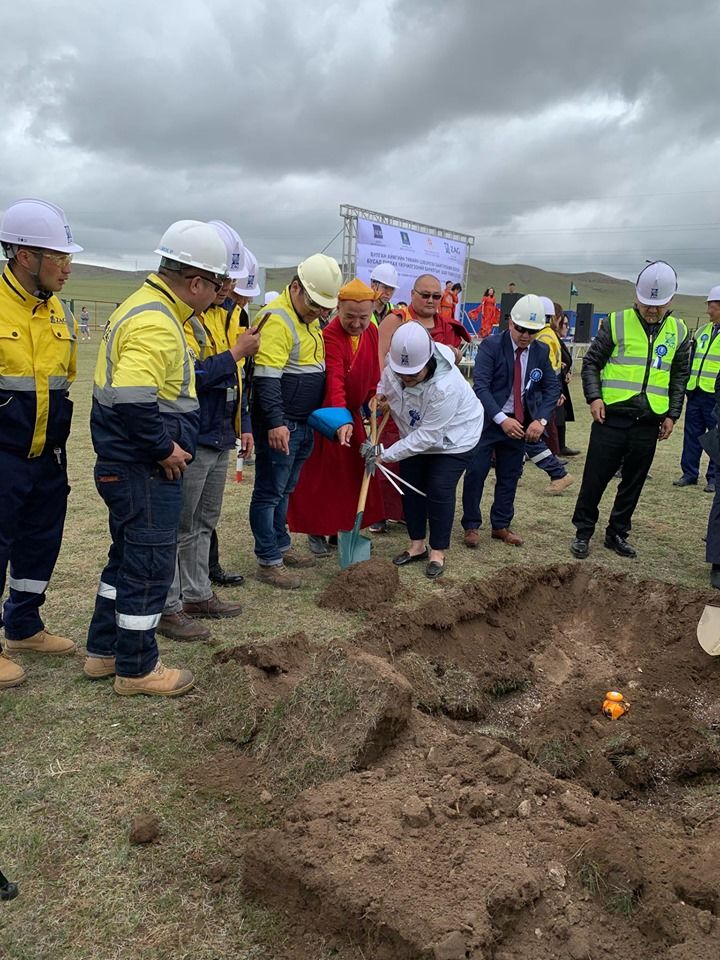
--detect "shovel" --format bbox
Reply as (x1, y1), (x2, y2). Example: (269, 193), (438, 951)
(338, 404), (390, 570)
(697, 605), (720, 656)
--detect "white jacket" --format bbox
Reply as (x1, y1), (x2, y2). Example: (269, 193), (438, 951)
(379, 342), (484, 462)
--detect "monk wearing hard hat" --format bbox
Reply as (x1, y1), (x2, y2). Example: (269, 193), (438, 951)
(288, 278), (383, 555)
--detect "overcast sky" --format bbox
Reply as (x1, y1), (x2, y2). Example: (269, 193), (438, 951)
(2, 0), (719, 291)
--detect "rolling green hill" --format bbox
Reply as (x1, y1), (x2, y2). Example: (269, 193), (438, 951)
(57, 260), (710, 328)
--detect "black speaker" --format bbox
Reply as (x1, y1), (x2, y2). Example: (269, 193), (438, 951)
(499, 292), (522, 330)
(574, 302), (594, 343)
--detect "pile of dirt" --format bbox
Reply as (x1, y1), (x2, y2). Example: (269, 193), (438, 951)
(191, 564), (720, 959)
(317, 556), (400, 611)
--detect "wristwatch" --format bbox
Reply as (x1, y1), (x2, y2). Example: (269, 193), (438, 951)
(539, 418), (548, 427)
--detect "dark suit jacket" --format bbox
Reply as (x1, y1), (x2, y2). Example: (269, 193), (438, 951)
(473, 329), (561, 426)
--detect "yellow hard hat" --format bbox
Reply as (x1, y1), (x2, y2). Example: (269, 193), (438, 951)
(297, 253), (343, 309)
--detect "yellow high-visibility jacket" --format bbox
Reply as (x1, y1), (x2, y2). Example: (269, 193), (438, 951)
(91, 273), (199, 463)
(0, 264), (77, 458)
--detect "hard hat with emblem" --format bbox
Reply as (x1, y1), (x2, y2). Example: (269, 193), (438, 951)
(510, 294), (546, 331)
(635, 260), (677, 306)
(370, 263), (399, 289)
(297, 253), (343, 309)
(234, 247), (260, 298)
(0, 198), (83, 254)
(155, 220), (228, 277)
(388, 321), (434, 374)
(207, 220), (246, 279)
(707, 285), (720, 303)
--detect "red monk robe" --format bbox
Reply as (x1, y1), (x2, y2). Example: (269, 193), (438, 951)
(287, 317), (384, 535)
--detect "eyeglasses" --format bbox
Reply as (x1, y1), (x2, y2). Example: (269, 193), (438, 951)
(186, 274), (224, 293)
(413, 290), (442, 301)
(511, 321), (539, 335)
(301, 285), (324, 312)
(28, 248), (73, 267)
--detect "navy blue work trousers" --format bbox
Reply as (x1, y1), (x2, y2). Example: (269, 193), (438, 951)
(249, 420), (314, 565)
(680, 389), (716, 484)
(399, 444), (478, 550)
(0, 447), (69, 642)
(86, 461), (181, 678)
(461, 423), (525, 531)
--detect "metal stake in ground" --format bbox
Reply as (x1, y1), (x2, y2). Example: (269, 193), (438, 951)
(0, 868), (19, 901)
(338, 404), (390, 570)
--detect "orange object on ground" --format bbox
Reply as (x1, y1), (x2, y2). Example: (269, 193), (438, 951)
(602, 691), (630, 720)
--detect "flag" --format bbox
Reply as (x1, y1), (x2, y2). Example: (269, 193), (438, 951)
(570, 282), (578, 297)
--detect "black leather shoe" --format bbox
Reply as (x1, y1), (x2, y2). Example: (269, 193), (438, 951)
(425, 561), (445, 580)
(392, 549), (428, 566)
(570, 538), (589, 559)
(604, 533), (637, 558)
(705, 482), (716, 494)
(209, 567), (245, 587)
(673, 476), (697, 487)
(711, 565), (720, 589)
(560, 447), (580, 457)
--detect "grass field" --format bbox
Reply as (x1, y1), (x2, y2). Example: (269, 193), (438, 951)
(0, 338), (714, 959)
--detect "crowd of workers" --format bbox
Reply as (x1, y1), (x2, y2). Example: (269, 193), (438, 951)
(1, 197), (719, 699)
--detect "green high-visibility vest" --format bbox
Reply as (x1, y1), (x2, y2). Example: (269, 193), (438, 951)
(687, 321), (720, 393)
(371, 301), (394, 328)
(600, 308), (688, 414)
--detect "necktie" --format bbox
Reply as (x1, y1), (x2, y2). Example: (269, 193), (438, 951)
(513, 347), (526, 422)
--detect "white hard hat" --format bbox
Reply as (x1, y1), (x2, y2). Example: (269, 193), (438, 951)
(264, 290), (280, 305)
(388, 321), (434, 375)
(207, 220), (246, 279)
(155, 220), (228, 276)
(0, 198), (83, 253)
(233, 248), (260, 298)
(635, 260), (677, 306)
(297, 253), (343, 309)
(539, 296), (555, 317)
(510, 294), (546, 331)
(370, 262), (398, 288)
(707, 285), (720, 303)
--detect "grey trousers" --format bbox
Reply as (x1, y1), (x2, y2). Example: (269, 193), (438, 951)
(165, 445), (230, 612)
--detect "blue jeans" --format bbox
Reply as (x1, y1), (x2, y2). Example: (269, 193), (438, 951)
(249, 421), (314, 565)
(0, 447), (69, 641)
(86, 461), (182, 678)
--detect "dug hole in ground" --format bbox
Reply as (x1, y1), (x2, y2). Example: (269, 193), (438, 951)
(187, 561), (720, 960)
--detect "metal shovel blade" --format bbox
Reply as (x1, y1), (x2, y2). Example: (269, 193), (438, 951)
(697, 604), (720, 656)
(337, 514), (372, 570)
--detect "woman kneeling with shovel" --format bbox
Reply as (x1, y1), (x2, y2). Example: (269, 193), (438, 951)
(370, 322), (484, 579)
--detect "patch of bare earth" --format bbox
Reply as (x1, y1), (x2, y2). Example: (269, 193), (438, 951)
(187, 564), (720, 959)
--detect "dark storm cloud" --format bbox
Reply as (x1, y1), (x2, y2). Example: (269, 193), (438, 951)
(2, 0), (720, 289)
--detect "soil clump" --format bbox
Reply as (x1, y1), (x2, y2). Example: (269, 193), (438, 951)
(317, 556), (399, 611)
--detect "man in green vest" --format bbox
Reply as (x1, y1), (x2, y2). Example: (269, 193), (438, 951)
(570, 261), (691, 559)
(673, 285), (720, 493)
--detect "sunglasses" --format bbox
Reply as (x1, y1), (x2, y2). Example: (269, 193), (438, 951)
(511, 321), (539, 335)
(413, 290), (442, 301)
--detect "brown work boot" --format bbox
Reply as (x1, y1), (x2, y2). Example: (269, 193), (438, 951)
(255, 563), (302, 590)
(546, 474), (574, 496)
(281, 548), (316, 569)
(183, 592), (243, 619)
(5, 629), (76, 655)
(114, 659), (194, 698)
(156, 611), (211, 642)
(491, 528), (524, 547)
(463, 529), (481, 548)
(83, 656), (116, 679)
(0, 651), (26, 689)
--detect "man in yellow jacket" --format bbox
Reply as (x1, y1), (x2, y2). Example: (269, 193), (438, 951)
(85, 220), (228, 697)
(0, 198), (82, 690)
